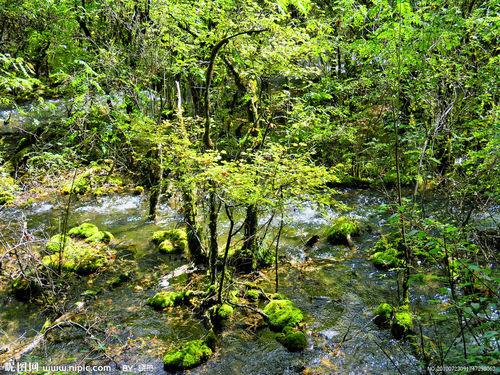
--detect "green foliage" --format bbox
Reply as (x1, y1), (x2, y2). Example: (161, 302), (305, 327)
(163, 340), (212, 371)
(369, 234), (402, 270)
(263, 299), (304, 331)
(0, 170), (18, 205)
(42, 224), (113, 274)
(46, 234), (71, 253)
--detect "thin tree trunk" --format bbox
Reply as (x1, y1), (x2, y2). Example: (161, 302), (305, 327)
(218, 204), (235, 303)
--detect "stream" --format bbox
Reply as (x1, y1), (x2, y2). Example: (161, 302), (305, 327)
(0, 188), (431, 374)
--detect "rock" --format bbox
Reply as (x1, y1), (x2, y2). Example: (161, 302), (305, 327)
(263, 299), (304, 331)
(163, 340), (212, 371)
(305, 235), (320, 247)
(152, 228), (188, 254)
(146, 291), (191, 309)
(369, 234), (402, 270)
(276, 327), (307, 351)
(245, 289), (260, 301)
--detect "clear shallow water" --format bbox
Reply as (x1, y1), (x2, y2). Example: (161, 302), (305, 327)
(0, 190), (423, 374)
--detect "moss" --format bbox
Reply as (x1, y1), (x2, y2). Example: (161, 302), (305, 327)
(46, 234), (71, 253)
(133, 186), (144, 195)
(391, 305), (413, 339)
(158, 240), (175, 254)
(246, 289), (260, 301)
(163, 340), (212, 371)
(0, 171), (17, 205)
(152, 228), (188, 254)
(146, 291), (189, 309)
(68, 223), (113, 244)
(276, 327), (307, 352)
(216, 303), (234, 320)
(369, 248), (400, 270)
(369, 234), (402, 270)
(326, 216), (361, 245)
(374, 302), (393, 327)
(42, 242), (108, 275)
(263, 299), (304, 331)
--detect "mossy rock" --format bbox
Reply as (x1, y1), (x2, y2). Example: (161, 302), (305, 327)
(326, 216), (361, 245)
(391, 305), (413, 339)
(215, 303), (234, 320)
(369, 248), (400, 270)
(46, 234), (71, 253)
(68, 223), (114, 244)
(146, 291), (190, 309)
(42, 241), (108, 275)
(158, 240), (175, 254)
(263, 299), (304, 331)
(246, 289), (260, 301)
(276, 327), (307, 352)
(374, 302), (393, 327)
(163, 340), (212, 371)
(152, 228), (188, 254)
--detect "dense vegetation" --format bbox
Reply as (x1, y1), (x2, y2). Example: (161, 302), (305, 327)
(0, 0), (498, 373)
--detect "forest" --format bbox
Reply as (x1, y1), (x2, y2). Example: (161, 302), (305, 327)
(0, 0), (498, 373)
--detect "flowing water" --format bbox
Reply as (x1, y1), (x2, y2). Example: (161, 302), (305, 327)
(0, 189), (430, 374)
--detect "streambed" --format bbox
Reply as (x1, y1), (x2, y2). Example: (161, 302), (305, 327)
(0, 190), (427, 374)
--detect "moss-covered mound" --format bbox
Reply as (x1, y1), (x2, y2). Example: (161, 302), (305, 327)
(263, 299), (304, 331)
(216, 303), (233, 320)
(42, 223), (112, 274)
(46, 234), (71, 253)
(369, 234), (401, 270)
(146, 291), (192, 309)
(245, 289), (260, 301)
(163, 340), (212, 371)
(42, 241), (108, 274)
(374, 302), (393, 327)
(68, 223), (114, 244)
(152, 228), (188, 254)
(326, 216), (361, 245)
(276, 327), (308, 352)
(391, 305), (413, 339)
(210, 303), (234, 326)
